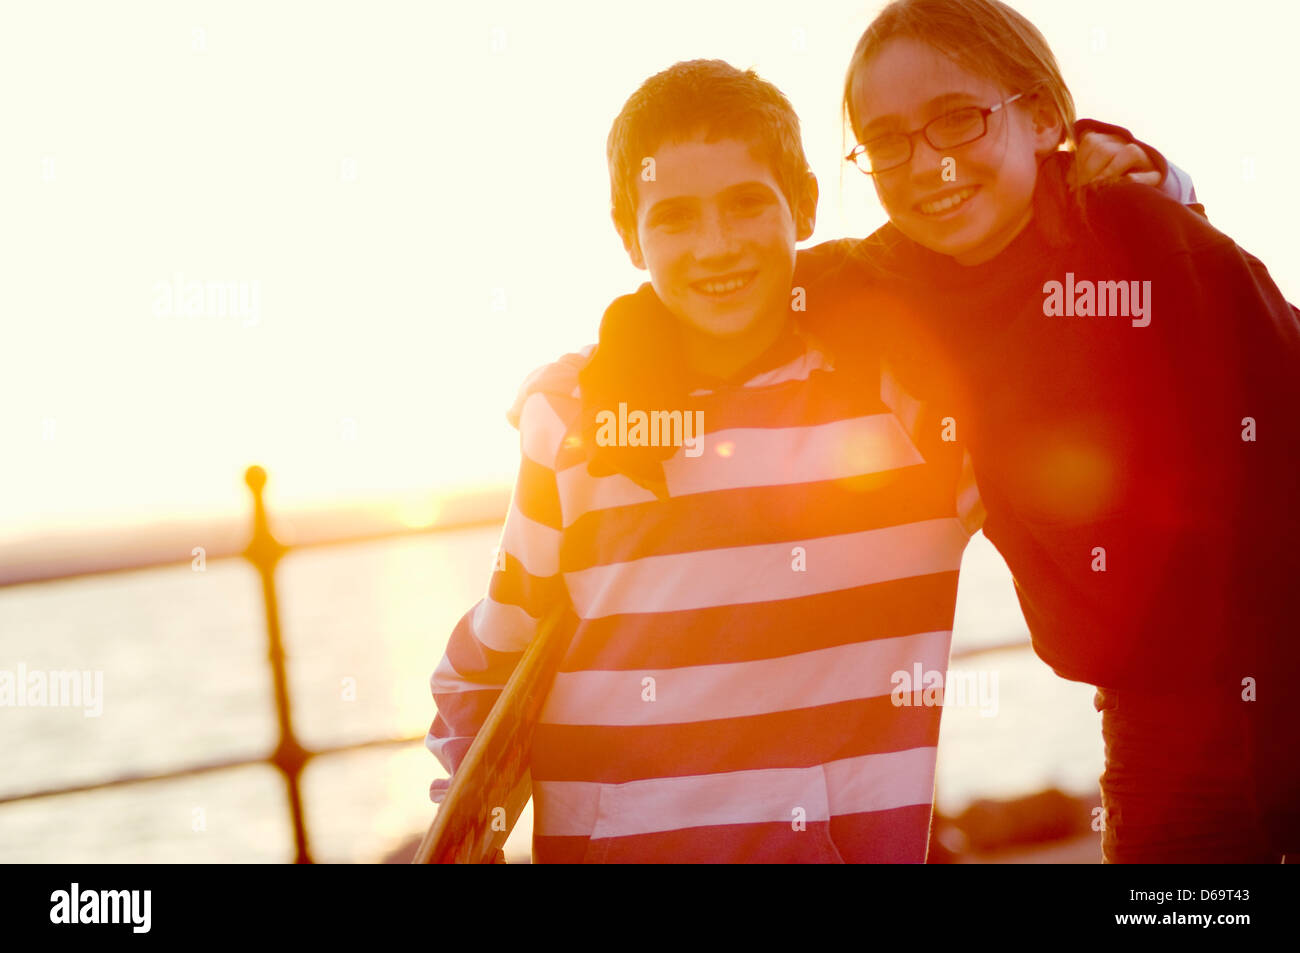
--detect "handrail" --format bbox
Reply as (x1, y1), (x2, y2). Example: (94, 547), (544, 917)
(0, 485), (511, 590)
(0, 467), (511, 863)
(0, 735), (425, 806)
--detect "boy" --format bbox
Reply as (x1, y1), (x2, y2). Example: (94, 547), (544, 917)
(426, 59), (974, 863)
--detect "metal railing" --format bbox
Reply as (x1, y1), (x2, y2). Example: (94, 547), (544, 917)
(0, 466), (508, 863)
(0, 467), (1031, 863)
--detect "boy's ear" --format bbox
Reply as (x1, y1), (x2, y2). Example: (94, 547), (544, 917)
(795, 171), (819, 243)
(615, 211), (647, 270)
(1026, 90), (1065, 157)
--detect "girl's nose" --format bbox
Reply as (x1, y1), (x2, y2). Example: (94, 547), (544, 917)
(908, 136), (948, 180)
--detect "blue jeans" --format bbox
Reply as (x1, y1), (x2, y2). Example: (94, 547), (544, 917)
(1093, 686), (1285, 863)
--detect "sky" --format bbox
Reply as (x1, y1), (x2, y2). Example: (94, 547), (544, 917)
(4, 0), (1298, 544)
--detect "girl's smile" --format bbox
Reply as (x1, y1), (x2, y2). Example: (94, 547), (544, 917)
(915, 184), (980, 217)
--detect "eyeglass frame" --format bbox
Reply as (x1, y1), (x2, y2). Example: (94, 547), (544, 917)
(845, 92), (1026, 175)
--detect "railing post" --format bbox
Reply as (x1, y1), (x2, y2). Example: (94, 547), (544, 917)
(243, 465), (313, 864)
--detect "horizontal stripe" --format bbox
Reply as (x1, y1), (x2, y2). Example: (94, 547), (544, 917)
(442, 603), (526, 685)
(556, 414), (924, 519)
(513, 456), (563, 529)
(829, 804), (933, 863)
(518, 391), (570, 468)
(429, 652), (483, 696)
(562, 571), (960, 669)
(539, 820), (846, 863)
(540, 629), (950, 726)
(424, 729), (470, 780)
(531, 694), (941, 782)
(532, 803), (933, 863)
(564, 518), (969, 619)
(532, 747), (937, 838)
(468, 597), (539, 654)
(425, 690), (499, 776)
(554, 464), (658, 518)
(487, 554), (563, 618)
(825, 745), (938, 816)
(559, 465), (962, 571)
(500, 505), (561, 578)
(570, 387), (882, 458)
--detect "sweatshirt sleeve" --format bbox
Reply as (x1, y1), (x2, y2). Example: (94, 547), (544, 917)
(1082, 179), (1300, 549)
(1076, 180), (1300, 675)
(425, 376), (573, 804)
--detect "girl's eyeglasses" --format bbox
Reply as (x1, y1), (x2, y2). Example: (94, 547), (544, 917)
(846, 92), (1025, 176)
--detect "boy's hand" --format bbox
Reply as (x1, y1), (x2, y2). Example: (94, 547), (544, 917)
(1073, 131), (1162, 187)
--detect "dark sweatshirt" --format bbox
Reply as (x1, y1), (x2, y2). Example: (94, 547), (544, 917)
(795, 151), (1300, 697)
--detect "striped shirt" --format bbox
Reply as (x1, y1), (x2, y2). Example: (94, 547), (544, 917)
(427, 328), (977, 862)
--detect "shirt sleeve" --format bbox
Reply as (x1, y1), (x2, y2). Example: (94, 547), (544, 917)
(425, 388), (568, 804)
(1074, 117), (1206, 218)
(1160, 161), (1199, 210)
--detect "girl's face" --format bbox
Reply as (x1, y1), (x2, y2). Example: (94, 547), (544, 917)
(851, 37), (1061, 265)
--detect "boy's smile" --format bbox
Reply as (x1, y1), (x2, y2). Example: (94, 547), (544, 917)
(625, 136), (815, 377)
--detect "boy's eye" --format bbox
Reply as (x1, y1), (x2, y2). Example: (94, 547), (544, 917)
(651, 208), (693, 229)
(730, 194), (770, 215)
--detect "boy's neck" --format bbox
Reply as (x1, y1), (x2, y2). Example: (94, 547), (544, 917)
(680, 307), (793, 383)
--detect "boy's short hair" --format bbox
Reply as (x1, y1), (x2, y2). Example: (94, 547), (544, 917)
(606, 59), (812, 247)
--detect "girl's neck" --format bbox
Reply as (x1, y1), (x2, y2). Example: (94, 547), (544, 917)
(949, 152), (1078, 267)
(952, 206), (1036, 266)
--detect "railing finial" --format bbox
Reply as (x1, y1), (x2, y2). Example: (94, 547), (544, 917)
(245, 464), (267, 492)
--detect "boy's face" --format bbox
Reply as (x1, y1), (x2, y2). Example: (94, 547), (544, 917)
(625, 135), (812, 342)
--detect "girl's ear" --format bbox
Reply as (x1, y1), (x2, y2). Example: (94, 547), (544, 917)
(795, 171), (819, 242)
(1026, 90), (1065, 157)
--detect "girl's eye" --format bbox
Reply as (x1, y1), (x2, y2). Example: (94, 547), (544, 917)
(932, 108), (983, 139)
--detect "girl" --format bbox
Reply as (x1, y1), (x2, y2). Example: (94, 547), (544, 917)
(585, 2), (1298, 862)
(821, 0), (1300, 862)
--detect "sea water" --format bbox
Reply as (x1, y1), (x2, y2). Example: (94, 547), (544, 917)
(0, 527), (1101, 862)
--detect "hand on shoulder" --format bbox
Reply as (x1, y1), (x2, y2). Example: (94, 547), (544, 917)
(506, 347), (592, 430)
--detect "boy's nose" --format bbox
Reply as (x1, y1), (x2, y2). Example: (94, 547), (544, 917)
(694, 210), (740, 261)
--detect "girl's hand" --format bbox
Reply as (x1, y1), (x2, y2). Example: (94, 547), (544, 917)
(1073, 131), (1162, 187)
